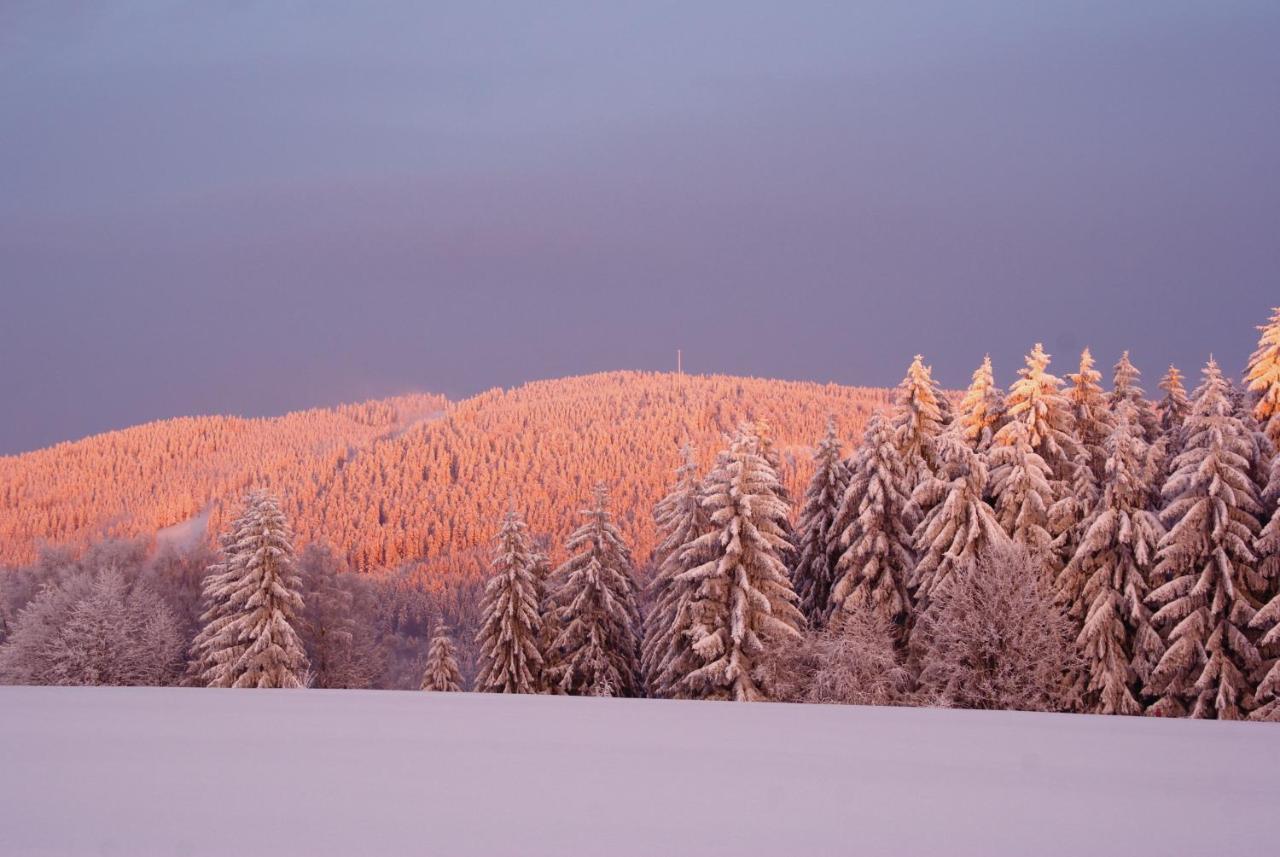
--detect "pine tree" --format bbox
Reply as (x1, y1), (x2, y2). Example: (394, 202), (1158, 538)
(792, 418), (849, 623)
(189, 491), (309, 689)
(1146, 360), (1265, 718)
(828, 412), (916, 633)
(1066, 348), (1113, 483)
(892, 354), (952, 489)
(910, 430), (1008, 617)
(673, 427), (804, 701)
(1062, 408), (1165, 715)
(995, 344), (1079, 487)
(1246, 307), (1280, 446)
(641, 446), (710, 698)
(1110, 351), (1161, 443)
(956, 355), (1004, 452)
(546, 485), (642, 697)
(474, 510), (545, 694)
(987, 420), (1055, 558)
(421, 624), (464, 692)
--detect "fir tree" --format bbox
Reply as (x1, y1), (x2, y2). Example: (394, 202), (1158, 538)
(421, 624), (464, 692)
(910, 430), (1008, 617)
(792, 418), (849, 623)
(994, 343), (1079, 487)
(1158, 365), (1190, 437)
(828, 412), (916, 633)
(546, 485), (642, 697)
(189, 491), (310, 689)
(641, 446), (710, 698)
(892, 354), (951, 489)
(1066, 348), (1112, 483)
(1245, 307), (1280, 445)
(1062, 408), (1165, 715)
(1110, 351), (1161, 443)
(474, 510), (545, 694)
(956, 355), (1004, 452)
(1146, 361), (1264, 719)
(987, 420), (1055, 558)
(673, 427), (804, 701)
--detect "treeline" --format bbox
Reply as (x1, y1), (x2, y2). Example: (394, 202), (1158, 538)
(4, 308), (1280, 721)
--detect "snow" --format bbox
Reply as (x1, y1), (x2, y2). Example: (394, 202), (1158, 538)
(0, 686), (1275, 856)
(154, 506), (211, 550)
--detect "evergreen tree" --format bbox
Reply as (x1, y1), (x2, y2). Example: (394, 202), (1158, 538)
(1157, 365), (1190, 437)
(421, 624), (464, 692)
(828, 412), (916, 633)
(1251, 451), (1280, 720)
(672, 427), (804, 701)
(994, 343), (1079, 487)
(1062, 408), (1165, 714)
(1146, 361), (1265, 719)
(189, 491), (309, 689)
(910, 430), (1008, 617)
(1245, 306), (1280, 445)
(956, 355), (1004, 452)
(641, 446), (710, 698)
(474, 510), (545, 694)
(1110, 351), (1161, 443)
(1066, 348), (1112, 483)
(987, 421), (1055, 558)
(792, 418), (850, 623)
(892, 354), (952, 489)
(546, 485), (642, 697)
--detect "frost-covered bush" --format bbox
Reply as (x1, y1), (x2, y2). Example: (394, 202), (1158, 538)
(765, 609), (910, 707)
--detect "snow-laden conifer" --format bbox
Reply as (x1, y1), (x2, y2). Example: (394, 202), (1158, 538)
(956, 355), (1004, 452)
(792, 418), (849, 623)
(1110, 351), (1161, 443)
(987, 420), (1055, 558)
(1066, 348), (1113, 482)
(474, 510), (545, 694)
(421, 624), (464, 692)
(892, 354), (951, 489)
(910, 430), (1008, 617)
(1158, 365), (1190, 437)
(189, 490), (309, 688)
(546, 485), (642, 697)
(1146, 360), (1264, 718)
(828, 412), (916, 632)
(674, 427), (804, 701)
(994, 344), (1079, 487)
(1062, 408), (1165, 715)
(1246, 306), (1280, 445)
(1250, 452), (1280, 720)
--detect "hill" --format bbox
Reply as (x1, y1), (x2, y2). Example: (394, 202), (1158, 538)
(2, 686), (1274, 856)
(0, 372), (891, 575)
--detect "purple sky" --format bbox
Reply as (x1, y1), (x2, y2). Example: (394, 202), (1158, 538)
(2, 3), (1278, 455)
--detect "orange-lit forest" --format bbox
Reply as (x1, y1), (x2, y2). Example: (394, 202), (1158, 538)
(0, 373), (891, 578)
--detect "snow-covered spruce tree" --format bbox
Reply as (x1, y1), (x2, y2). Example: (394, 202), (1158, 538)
(474, 510), (545, 694)
(914, 541), (1082, 713)
(641, 446), (710, 698)
(546, 484), (642, 697)
(910, 430), (1008, 618)
(1066, 348), (1113, 483)
(189, 491), (309, 689)
(1158, 365), (1190, 438)
(1046, 451), (1101, 593)
(828, 411), (916, 634)
(956, 355), (1005, 452)
(421, 624), (464, 692)
(1061, 408), (1165, 715)
(995, 343), (1079, 487)
(1146, 360), (1265, 719)
(1246, 306), (1280, 445)
(792, 417), (850, 624)
(986, 420), (1055, 559)
(1110, 351), (1161, 443)
(892, 354), (952, 490)
(1251, 452), (1280, 720)
(673, 427), (804, 701)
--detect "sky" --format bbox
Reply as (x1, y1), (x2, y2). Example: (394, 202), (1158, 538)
(1, 2), (1278, 455)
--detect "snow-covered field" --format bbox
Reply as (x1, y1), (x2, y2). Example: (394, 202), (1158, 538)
(1, 687), (1275, 856)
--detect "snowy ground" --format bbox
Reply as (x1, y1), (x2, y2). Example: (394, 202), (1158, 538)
(0, 687), (1275, 857)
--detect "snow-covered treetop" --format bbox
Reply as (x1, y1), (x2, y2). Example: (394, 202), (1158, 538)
(993, 343), (1078, 479)
(1246, 306), (1280, 443)
(956, 355), (1003, 450)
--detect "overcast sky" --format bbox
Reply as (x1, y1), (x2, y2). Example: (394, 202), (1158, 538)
(2, 2), (1277, 454)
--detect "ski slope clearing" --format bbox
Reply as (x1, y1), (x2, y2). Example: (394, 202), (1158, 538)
(1, 686), (1275, 856)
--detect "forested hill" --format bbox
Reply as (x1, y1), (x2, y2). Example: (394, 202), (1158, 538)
(0, 372), (892, 575)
